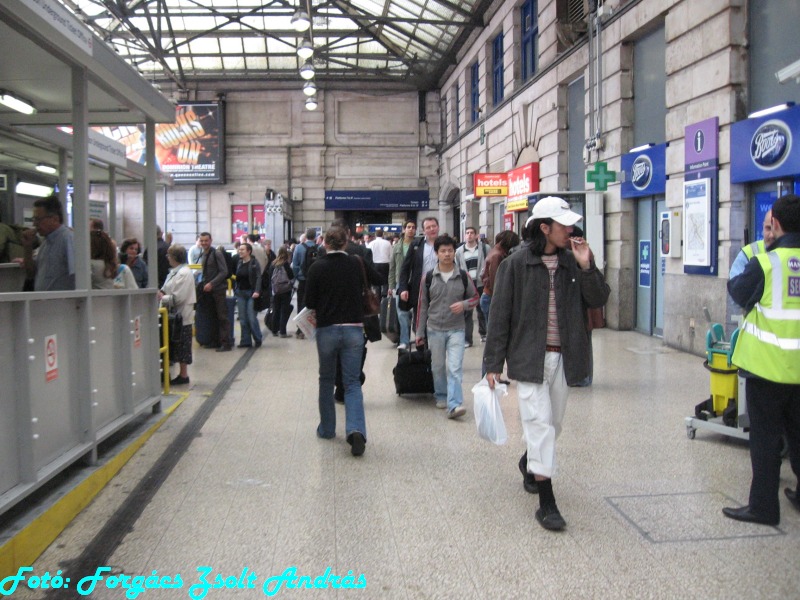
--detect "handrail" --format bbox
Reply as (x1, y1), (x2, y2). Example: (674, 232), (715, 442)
(158, 306), (170, 395)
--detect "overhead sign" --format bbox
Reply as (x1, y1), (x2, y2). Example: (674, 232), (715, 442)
(621, 143), (668, 198)
(473, 172), (508, 196)
(324, 190), (429, 211)
(22, 0), (93, 55)
(730, 105), (800, 183)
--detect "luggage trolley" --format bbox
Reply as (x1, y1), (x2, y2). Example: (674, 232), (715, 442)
(685, 322), (750, 442)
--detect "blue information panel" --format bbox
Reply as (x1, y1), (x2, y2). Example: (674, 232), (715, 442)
(639, 240), (652, 288)
(324, 190), (429, 211)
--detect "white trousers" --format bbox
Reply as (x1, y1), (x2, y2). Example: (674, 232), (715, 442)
(518, 351), (569, 479)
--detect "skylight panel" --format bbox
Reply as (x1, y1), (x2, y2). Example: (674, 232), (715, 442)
(246, 56), (268, 70)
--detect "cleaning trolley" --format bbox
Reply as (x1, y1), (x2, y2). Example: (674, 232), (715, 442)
(685, 322), (749, 442)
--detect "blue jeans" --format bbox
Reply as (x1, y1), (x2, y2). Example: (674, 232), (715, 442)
(315, 325), (367, 440)
(479, 293), (492, 331)
(396, 294), (411, 346)
(427, 328), (465, 410)
(235, 289), (262, 345)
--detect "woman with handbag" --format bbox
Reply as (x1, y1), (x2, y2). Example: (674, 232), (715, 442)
(158, 244), (196, 385)
(304, 225), (380, 457)
(233, 242), (264, 348)
(267, 246), (295, 337)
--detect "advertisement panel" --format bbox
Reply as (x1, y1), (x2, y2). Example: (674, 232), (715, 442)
(473, 173), (508, 196)
(505, 163), (539, 212)
(93, 102), (225, 184)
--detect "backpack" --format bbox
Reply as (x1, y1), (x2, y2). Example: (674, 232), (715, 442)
(218, 246), (237, 279)
(302, 242), (320, 276)
(271, 264), (292, 295)
(424, 269), (470, 298)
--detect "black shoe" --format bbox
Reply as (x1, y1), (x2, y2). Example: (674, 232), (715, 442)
(535, 505), (566, 531)
(254, 340), (262, 348)
(170, 375), (190, 385)
(785, 488), (800, 513)
(237, 343), (252, 348)
(216, 346), (232, 352)
(518, 453), (539, 494)
(721, 505), (778, 526)
(348, 432), (366, 457)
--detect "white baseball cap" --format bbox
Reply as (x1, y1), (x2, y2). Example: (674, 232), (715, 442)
(526, 196), (583, 227)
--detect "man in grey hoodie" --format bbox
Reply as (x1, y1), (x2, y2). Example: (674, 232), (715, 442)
(415, 235), (479, 419)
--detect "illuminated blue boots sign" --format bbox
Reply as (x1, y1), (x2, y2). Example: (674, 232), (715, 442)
(731, 105), (800, 183)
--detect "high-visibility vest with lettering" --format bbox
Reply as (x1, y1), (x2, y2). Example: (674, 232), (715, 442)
(742, 239), (766, 261)
(732, 248), (800, 384)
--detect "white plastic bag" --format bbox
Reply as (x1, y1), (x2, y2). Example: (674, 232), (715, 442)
(471, 377), (508, 445)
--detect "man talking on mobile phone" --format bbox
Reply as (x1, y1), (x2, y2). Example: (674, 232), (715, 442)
(483, 196), (609, 531)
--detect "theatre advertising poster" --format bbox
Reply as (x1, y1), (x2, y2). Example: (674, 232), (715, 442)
(93, 102), (225, 184)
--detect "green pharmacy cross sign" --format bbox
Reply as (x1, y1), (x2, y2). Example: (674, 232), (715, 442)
(586, 162), (616, 191)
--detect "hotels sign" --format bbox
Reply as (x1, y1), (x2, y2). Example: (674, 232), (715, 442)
(473, 173), (508, 197)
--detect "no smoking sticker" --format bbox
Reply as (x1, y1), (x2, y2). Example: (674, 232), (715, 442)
(45, 334), (58, 382)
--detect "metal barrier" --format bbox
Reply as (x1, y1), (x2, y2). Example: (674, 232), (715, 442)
(0, 289), (163, 516)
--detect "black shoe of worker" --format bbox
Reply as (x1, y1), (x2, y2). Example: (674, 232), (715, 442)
(785, 488), (800, 513)
(170, 375), (190, 385)
(518, 453), (539, 494)
(722, 505), (778, 526)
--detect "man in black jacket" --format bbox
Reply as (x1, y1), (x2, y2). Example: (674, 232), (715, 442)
(397, 217), (440, 318)
(484, 197), (609, 531)
(198, 232), (232, 351)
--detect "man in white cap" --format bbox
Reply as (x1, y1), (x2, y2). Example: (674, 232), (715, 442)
(483, 196), (609, 531)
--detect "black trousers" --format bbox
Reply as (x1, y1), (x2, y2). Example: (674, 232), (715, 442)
(746, 377), (800, 522)
(464, 285), (486, 345)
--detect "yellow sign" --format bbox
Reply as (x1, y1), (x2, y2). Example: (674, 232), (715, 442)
(505, 198), (529, 212)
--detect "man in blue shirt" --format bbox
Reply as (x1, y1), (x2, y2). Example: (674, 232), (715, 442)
(21, 195), (75, 291)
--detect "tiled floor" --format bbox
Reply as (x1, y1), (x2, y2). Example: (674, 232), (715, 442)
(13, 328), (800, 599)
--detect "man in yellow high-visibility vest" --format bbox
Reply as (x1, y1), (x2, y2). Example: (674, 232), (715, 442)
(724, 194), (800, 526)
(729, 209), (775, 279)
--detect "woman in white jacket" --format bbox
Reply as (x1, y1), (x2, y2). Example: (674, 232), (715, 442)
(158, 244), (196, 385)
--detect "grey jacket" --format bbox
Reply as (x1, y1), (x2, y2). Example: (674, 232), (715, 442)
(455, 241), (489, 288)
(415, 266), (479, 338)
(483, 246), (609, 385)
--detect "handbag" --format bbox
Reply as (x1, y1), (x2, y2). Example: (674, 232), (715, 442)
(253, 292), (270, 312)
(357, 257), (380, 316)
(168, 311), (183, 343)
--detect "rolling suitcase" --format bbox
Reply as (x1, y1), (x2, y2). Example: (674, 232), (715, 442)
(226, 295), (237, 345)
(195, 294), (218, 347)
(393, 347), (434, 395)
(380, 296), (400, 344)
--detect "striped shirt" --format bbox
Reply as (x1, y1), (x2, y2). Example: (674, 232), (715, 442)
(542, 254), (561, 347)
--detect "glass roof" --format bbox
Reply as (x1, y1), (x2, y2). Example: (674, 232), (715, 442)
(62, 0), (493, 90)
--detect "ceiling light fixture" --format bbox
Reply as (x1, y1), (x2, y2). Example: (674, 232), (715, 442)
(303, 81), (317, 96)
(0, 90), (36, 115)
(16, 181), (53, 197)
(35, 164), (57, 175)
(297, 38), (314, 60)
(299, 61), (315, 80)
(305, 97), (318, 111)
(291, 9), (311, 32)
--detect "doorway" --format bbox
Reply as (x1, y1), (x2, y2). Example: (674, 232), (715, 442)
(635, 195), (666, 336)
